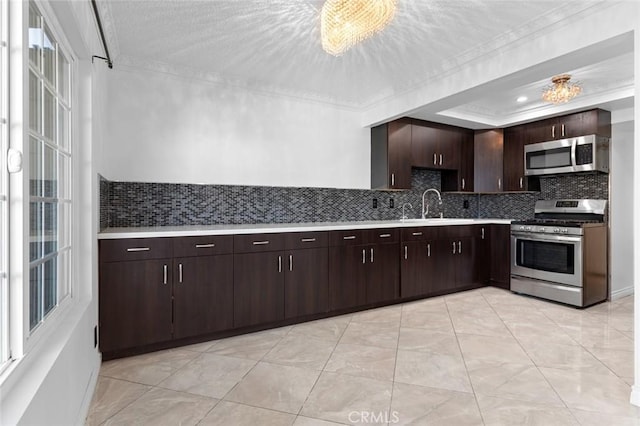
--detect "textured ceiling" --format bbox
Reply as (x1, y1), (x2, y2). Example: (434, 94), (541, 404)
(98, 0), (633, 126)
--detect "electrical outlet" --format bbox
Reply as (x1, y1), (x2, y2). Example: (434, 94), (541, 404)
(389, 198), (394, 208)
(463, 200), (469, 209)
(373, 198), (378, 208)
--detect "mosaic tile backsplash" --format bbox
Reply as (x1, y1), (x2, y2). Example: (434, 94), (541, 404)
(99, 171), (609, 229)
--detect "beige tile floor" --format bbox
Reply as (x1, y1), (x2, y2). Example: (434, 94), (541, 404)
(86, 287), (639, 425)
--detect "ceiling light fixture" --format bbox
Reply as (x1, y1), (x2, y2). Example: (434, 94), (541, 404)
(516, 96), (528, 103)
(321, 0), (397, 56)
(542, 74), (582, 104)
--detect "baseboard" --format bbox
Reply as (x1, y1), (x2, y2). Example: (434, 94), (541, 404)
(75, 353), (102, 426)
(611, 286), (634, 300)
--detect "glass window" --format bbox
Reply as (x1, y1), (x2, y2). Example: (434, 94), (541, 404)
(0, 0), (9, 369)
(27, 1), (72, 332)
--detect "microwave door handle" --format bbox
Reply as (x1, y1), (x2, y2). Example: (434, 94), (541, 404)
(570, 139), (577, 167)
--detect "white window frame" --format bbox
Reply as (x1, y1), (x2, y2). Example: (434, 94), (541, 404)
(0, 0), (10, 375)
(5, 0), (77, 364)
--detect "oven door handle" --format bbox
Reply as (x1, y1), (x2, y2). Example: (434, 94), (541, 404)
(570, 139), (577, 167)
(511, 232), (581, 243)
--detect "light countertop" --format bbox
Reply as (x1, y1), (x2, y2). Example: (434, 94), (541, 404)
(98, 218), (513, 239)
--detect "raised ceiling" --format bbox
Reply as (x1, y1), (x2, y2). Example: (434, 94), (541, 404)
(98, 0), (633, 128)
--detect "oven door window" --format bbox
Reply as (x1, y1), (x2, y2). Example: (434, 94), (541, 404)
(516, 239), (575, 275)
(526, 147), (572, 170)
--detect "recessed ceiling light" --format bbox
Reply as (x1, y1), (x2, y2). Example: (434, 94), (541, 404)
(516, 96), (528, 103)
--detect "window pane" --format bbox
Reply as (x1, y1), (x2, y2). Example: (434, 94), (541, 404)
(29, 202), (43, 262)
(59, 154), (70, 201)
(43, 143), (57, 198)
(57, 50), (69, 102)
(43, 258), (57, 316)
(29, 137), (42, 197)
(58, 202), (70, 249)
(42, 25), (56, 86)
(58, 105), (69, 151)
(43, 203), (57, 256)
(28, 5), (41, 69)
(43, 87), (56, 141)
(58, 250), (70, 300)
(30, 266), (43, 330)
(29, 71), (41, 133)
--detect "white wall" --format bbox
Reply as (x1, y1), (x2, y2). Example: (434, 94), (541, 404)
(610, 118), (634, 299)
(101, 68), (371, 189)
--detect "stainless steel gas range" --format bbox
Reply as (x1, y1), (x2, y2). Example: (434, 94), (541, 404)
(510, 199), (608, 307)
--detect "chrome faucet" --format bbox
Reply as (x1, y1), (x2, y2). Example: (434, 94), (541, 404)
(421, 188), (443, 219)
(401, 203), (413, 221)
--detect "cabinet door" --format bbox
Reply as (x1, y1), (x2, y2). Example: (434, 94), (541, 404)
(401, 241), (437, 298)
(490, 224), (511, 289)
(367, 243), (399, 304)
(474, 129), (504, 192)
(285, 248), (329, 318)
(99, 259), (173, 352)
(388, 120), (412, 189)
(476, 226), (491, 284)
(234, 252), (284, 328)
(431, 239), (457, 295)
(173, 255), (233, 339)
(411, 124), (439, 168)
(503, 126), (526, 191)
(459, 131), (474, 191)
(454, 237), (476, 288)
(329, 245), (367, 310)
(438, 128), (461, 170)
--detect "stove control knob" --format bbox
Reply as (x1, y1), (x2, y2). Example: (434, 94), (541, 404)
(525, 226), (532, 232)
(539, 227), (545, 233)
(562, 229), (569, 234)
(519, 226), (525, 231)
(554, 228), (560, 233)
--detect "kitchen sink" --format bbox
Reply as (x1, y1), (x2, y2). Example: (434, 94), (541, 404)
(399, 218), (476, 225)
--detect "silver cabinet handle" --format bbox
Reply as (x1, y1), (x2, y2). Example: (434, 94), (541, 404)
(433, 153), (437, 165)
(498, 178), (501, 190)
(253, 241), (269, 245)
(301, 238), (316, 242)
(552, 125), (555, 139)
(439, 154), (443, 166)
(379, 233), (391, 238)
(561, 124), (565, 137)
(458, 241), (462, 254)
(127, 247), (150, 252)
(427, 243), (431, 257)
(452, 242), (456, 254)
(163, 264), (168, 284)
(278, 255), (282, 273)
(195, 243), (215, 248)
(481, 228), (485, 240)
(343, 235), (356, 240)
(289, 254), (293, 272)
(178, 263), (183, 283)
(391, 173), (395, 186)
(404, 246), (408, 260)
(370, 248), (374, 263)
(412, 232), (423, 236)
(462, 178), (465, 190)
(519, 177), (523, 189)
(362, 249), (366, 264)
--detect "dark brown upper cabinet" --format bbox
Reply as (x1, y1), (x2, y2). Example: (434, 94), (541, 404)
(526, 109), (611, 144)
(371, 119), (412, 190)
(411, 120), (461, 170)
(473, 129), (504, 193)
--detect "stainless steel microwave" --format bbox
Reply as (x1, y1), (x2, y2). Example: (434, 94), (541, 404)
(524, 134), (609, 176)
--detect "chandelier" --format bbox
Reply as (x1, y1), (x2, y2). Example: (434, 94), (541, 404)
(321, 0), (397, 56)
(542, 74), (582, 104)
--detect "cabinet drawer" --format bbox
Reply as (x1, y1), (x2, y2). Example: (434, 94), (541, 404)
(329, 229), (369, 246)
(234, 233), (285, 253)
(369, 228), (399, 244)
(440, 225), (475, 239)
(173, 235), (233, 257)
(401, 227), (438, 242)
(285, 231), (329, 250)
(99, 238), (173, 262)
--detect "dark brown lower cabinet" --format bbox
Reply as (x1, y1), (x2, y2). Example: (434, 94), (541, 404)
(329, 245), (367, 310)
(367, 243), (400, 304)
(99, 258), (173, 353)
(284, 248), (329, 318)
(490, 224), (511, 288)
(173, 255), (233, 339)
(401, 240), (437, 298)
(233, 251), (285, 328)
